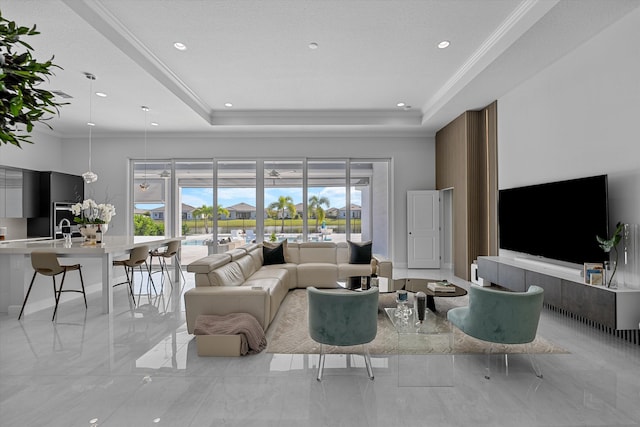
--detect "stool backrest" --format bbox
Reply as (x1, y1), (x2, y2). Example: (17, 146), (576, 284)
(164, 240), (181, 257)
(31, 252), (63, 276)
(125, 245), (150, 267)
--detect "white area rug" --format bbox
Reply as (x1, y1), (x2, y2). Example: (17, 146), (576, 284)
(265, 289), (568, 355)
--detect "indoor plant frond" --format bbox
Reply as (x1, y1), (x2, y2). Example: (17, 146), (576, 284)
(1, 12), (67, 148)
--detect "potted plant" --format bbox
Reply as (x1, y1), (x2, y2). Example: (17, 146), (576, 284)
(597, 222), (624, 287)
(1, 12), (66, 147)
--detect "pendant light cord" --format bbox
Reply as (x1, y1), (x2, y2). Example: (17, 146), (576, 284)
(88, 76), (93, 171)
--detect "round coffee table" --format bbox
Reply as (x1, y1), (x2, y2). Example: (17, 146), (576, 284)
(399, 278), (468, 312)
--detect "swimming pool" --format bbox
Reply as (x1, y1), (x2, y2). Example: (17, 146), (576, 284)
(182, 239), (207, 246)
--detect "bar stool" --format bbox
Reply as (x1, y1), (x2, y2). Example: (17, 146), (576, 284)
(148, 239), (185, 290)
(113, 245), (155, 306)
(19, 251), (87, 321)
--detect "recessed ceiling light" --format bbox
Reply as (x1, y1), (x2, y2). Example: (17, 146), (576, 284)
(95, 92), (107, 97)
(438, 40), (450, 49)
(396, 102), (406, 107)
(308, 42), (318, 50)
(173, 42), (187, 51)
(224, 102), (233, 108)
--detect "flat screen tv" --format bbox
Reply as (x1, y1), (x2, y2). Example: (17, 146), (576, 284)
(498, 175), (609, 265)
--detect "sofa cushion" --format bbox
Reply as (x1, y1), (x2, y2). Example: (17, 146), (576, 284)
(336, 242), (349, 264)
(263, 243), (286, 265)
(285, 242), (300, 264)
(348, 240), (372, 264)
(299, 242), (336, 264)
(261, 263), (298, 289)
(247, 268), (288, 290)
(236, 254), (257, 279)
(297, 263), (338, 287)
(228, 248), (248, 261)
(247, 247), (263, 271)
(187, 253), (231, 274)
(243, 277), (289, 324)
(211, 262), (245, 286)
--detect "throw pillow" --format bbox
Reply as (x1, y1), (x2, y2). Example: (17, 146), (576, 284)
(348, 240), (372, 264)
(264, 240), (289, 262)
(263, 242), (285, 265)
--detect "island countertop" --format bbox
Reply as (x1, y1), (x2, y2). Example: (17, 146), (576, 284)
(0, 235), (175, 255)
(0, 235), (182, 315)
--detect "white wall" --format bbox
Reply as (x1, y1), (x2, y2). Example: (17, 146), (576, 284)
(0, 130), (63, 172)
(61, 133), (436, 264)
(498, 7), (640, 227)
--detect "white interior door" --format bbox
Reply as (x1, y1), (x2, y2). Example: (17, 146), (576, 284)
(407, 190), (440, 268)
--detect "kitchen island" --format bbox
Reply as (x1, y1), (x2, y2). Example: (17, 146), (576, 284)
(0, 236), (181, 315)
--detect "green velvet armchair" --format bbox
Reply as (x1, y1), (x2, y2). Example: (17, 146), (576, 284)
(447, 285), (544, 379)
(307, 287), (379, 381)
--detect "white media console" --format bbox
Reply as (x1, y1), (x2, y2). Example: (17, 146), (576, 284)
(477, 256), (640, 331)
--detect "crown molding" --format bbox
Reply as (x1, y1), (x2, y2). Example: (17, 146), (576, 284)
(421, 0), (559, 124)
(62, 0), (212, 123)
(211, 109), (423, 126)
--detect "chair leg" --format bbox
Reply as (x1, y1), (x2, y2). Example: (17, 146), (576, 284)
(527, 343), (543, 378)
(159, 257), (169, 291)
(363, 344), (374, 380)
(175, 255), (186, 282)
(317, 344), (326, 382)
(485, 344), (493, 379)
(18, 271), (38, 320)
(121, 265), (136, 307)
(145, 261), (157, 295)
(52, 271), (67, 321)
(78, 266), (87, 309)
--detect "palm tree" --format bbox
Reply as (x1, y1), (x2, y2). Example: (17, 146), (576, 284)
(268, 195), (296, 233)
(192, 205), (229, 234)
(192, 205), (213, 233)
(308, 195), (330, 232)
(217, 205), (230, 219)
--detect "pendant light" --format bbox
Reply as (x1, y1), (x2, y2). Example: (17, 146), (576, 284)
(139, 106), (150, 191)
(82, 72), (98, 184)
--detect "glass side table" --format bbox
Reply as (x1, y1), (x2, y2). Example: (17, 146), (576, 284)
(384, 307), (455, 387)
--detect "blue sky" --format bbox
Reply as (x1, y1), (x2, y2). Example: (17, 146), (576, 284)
(179, 186), (361, 210)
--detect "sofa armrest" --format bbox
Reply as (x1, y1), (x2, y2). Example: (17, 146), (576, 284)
(184, 286), (270, 333)
(373, 254), (393, 279)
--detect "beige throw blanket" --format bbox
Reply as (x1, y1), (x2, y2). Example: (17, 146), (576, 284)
(194, 313), (267, 355)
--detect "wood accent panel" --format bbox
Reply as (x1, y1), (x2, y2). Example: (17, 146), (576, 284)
(436, 112), (469, 279)
(485, 101), (498, 255)
(435, 102), (498, 281)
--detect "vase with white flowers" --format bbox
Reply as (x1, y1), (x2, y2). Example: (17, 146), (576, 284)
(71, 199), (116, 242)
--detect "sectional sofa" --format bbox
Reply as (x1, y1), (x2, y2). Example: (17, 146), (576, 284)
(184, 241), (393, 334)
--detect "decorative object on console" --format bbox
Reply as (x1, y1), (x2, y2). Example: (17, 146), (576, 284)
(597, 222), (624, 288)
(622, 223), (639, 289)
(428, 280), (456, 292)
(583, 262), (604, 285)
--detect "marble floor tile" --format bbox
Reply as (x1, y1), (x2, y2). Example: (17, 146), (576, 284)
(1, 268), (639, 427)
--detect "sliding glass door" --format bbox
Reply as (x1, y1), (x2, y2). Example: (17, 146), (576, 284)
(131, 158), (391, 259)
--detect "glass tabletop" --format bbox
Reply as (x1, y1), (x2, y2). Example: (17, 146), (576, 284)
(384, 307), (452, 335)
